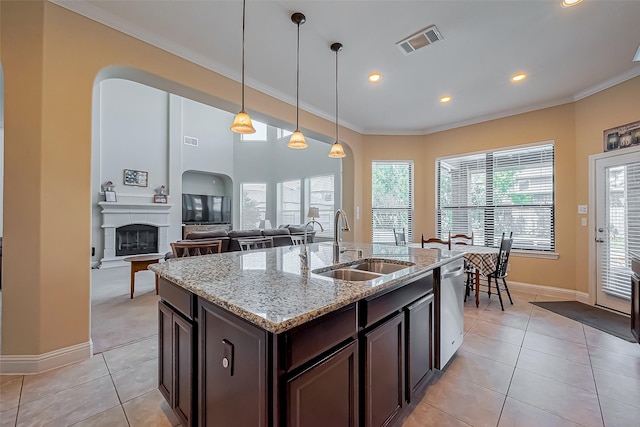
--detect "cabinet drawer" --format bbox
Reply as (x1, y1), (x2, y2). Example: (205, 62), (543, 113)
(284, 303), (358, 371)
(158, 278), (195, 320)
(363, 273), (433, 327)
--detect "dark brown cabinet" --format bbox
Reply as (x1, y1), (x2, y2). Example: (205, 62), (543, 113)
(286, 341), (359, 427)
(198, 299), (268, 427)
(363, 312), (405, 427)
(158, 301), (195, 427)
(632, 257), (640, 344)
(405, 294), (434, 400)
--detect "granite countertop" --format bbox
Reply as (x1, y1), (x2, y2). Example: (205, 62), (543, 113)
(150, 242), (464, 334)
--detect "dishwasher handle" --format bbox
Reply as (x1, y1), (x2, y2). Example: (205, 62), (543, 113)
(442, 265), (465, 280)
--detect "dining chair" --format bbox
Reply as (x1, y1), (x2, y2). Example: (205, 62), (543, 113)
(238, 237), (274, 251)
(421, 234), (451, 249)
(470, 232), (514, 311)
(450, 231), (474, 246)
(290, 235), (305, 245)
(171, 240), (222, 258)
(393, 228), (407, 246)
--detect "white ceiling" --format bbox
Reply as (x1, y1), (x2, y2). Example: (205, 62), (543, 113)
(52, 0), (640, 135)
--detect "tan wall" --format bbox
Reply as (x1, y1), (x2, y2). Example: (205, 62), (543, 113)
(0, 1), (362, 357)
(574, 77), (640, 293)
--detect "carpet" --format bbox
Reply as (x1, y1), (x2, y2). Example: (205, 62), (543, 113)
(531, 301), (635, 342)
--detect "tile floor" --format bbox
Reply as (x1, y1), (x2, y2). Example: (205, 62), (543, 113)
(1, 267), (639, 426)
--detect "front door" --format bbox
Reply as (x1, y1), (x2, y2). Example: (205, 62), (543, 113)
(594, 149), (640, 314)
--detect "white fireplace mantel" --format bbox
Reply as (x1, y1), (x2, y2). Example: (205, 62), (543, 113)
(99, 202), (173, 268)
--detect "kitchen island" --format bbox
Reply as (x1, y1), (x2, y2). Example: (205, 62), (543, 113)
(150, 242), (464, 427)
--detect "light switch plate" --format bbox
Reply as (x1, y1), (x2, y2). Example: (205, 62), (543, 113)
(581, 218), (588, 226)
(578, 205), (588, 214)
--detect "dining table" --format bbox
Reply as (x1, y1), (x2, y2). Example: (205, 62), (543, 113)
(410, 243), (499, 307)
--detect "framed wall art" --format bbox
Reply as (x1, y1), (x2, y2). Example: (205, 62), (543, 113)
(604, 120), (640, 152)
(104, 190), (117, 202)
(153, 194), (168, 204)
(123, 169), (148, 187)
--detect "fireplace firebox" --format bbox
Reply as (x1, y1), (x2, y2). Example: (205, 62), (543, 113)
(116, 224), (158, 256)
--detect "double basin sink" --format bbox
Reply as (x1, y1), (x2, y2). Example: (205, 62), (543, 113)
(312, 259), (415, 281)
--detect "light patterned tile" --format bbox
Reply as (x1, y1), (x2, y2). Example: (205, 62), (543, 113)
(0, 377), (22, 412)
(599, 396), (640, 427)
(583, 325), (640, 359)
(469, 319), (525, 346)
(522, 331), (590, 365)
(507, 369), (603, 427)
(424, 372), (505, 427)
(70, 405), (128, 427)
(588, 346), (640, 380)
(445, 350), (514, 394)
(516, 347), (595, 392)
(0, 407), (18, 427)
(102, 335), (158, 374)
(402, 401), (471, 427)
(592, 368), (640, 409)
(526, 318), (586, 346)
(460, 332), (521, 366)
(16, 375), (120, 427)
(111, 358), (158, 402)
(478, 309), (530, 331)
(498, 397), (582, 427)
(0, 375), (22, 385)
(122, 389), (180, 427)
(20, 355), (109, 404)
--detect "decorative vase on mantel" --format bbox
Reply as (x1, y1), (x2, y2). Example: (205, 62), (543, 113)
(103, 181), (115, 192)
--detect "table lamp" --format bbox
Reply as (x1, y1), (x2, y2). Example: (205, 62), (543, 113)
(258, 219), (272, 230)
(307, 207), (320, 220)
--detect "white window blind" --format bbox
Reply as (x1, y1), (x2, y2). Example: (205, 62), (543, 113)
(305, 175), (335, 237)
(372, 161), (414, 243)
(601, 163), (640, 298)
(277, 180), (301, 226)
(240, 183), (266, 229)
(437, 144), (555, 251)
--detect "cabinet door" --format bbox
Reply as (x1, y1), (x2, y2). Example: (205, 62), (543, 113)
(173, 314), (195, 427)
(199, 300), (267, 427)
(364, 312), (405, 427)
(158, 302), (174, 402)
(405, 294), (434, 401)
(287, 341), (358, 427)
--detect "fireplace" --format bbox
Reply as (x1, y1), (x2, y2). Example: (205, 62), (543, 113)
(116, 224), (158, 256)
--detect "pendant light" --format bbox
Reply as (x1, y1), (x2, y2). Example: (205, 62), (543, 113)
(328, 42), (346, 158)
(288, 12), (307, 149)
(230, 0), (256, 134)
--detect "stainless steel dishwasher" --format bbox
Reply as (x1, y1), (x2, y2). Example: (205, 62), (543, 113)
(437, 258), (465, 369)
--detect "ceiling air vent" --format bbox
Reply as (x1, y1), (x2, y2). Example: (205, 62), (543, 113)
(396, 25), (443, 55)
(184, 136), (198, 146)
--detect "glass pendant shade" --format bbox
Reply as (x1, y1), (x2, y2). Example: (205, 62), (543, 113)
(287, 130), (307, 149)
(230, 111), (256, 134)
(328, 141), (346, 158)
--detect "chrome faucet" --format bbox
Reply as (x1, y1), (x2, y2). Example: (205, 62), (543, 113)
(300, 219), (324, 272)
(333, 209), (351, 264)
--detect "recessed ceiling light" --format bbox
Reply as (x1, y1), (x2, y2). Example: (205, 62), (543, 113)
(562, 0), (583, 7)
(511, 73), (527, 82)
(440, 96), (452, 103)
(368, 73), (382, 83)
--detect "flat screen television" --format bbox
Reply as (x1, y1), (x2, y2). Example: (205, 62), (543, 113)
(182, 194), (231, 224)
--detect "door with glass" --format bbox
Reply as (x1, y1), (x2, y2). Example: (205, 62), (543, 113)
(595, 150), (640, 314)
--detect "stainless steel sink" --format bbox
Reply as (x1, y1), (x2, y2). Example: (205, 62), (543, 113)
(313, 268), (381, 281)
(351, 260), (414, 274)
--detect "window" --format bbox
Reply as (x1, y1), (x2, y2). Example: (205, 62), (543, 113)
(437, 143), (555, 251)
(372, 161), (414, 243)
(277, 180), (301, 226)
(240, 183), (266, 229)
(305, 175), (335, 237)
(240, 120), (268, 142)
(276, 128), (292, 139)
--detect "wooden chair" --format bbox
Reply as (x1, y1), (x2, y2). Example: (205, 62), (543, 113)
(393, 228), (407, 246)
(290, 235), (305, 245)
(421, 234), (451, 249)
(171, 240), (222, 258)
(468, 232), (514, 311)
(238, 237), (274, 251)
(450, 231), (474, 246)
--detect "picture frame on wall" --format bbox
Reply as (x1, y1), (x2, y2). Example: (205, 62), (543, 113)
(154, 194), (168, 204)
(123, 169), (149, 187)
(604, 120), (640, 152)
(104, 190), (117, 202)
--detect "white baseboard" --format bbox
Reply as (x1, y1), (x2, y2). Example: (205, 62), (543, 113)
(507, 280), (592, 303)
(0, 340), (93, 375)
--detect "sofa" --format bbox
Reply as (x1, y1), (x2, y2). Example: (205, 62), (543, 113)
(167, 225), (316, 258)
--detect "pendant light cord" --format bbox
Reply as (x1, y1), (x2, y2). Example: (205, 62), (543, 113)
(296, 21), (300, 130)
(335, 48), (339, 143)
(241, 0), (246, 110)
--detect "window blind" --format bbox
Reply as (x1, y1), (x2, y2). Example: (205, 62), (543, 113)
(437, 144), (555, 251)
(240, 183), (266, 229)
(305, 175), (335, 237)
(372, 161), (414, 243)
(277, 180), (301, 226)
